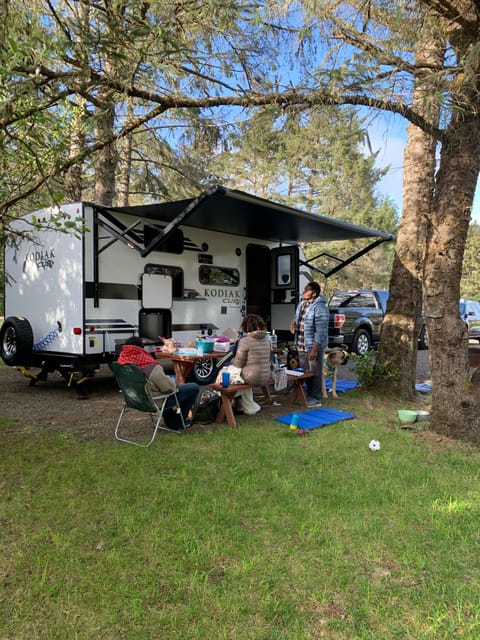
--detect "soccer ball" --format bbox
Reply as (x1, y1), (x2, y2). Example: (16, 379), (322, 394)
(368, 439), (381, 451)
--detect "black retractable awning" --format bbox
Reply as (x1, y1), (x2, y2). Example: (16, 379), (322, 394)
(97, 185), (393, 276)
(104, 184), (393, 244)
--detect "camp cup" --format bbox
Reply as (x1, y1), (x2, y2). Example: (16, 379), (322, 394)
(221, 371), (230, 387)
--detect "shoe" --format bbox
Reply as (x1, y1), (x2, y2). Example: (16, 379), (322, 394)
(306, 397), (322, 408)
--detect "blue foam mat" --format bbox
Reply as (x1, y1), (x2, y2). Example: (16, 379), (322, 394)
(325, 379), (359, 392)
(276, 408), (356, 430)
(415, 382), (432, 393)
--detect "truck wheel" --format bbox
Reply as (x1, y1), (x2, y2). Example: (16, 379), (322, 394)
(351, 329), (371, 356)
(418, 325), (429, 350)
(0, 316), (34, 366)
(190, 358), (217, 385)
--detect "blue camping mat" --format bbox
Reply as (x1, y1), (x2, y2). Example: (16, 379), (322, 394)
(276, 408), (356, 430)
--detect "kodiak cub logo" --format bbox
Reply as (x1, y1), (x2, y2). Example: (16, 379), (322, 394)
(23, 248), (55, 272)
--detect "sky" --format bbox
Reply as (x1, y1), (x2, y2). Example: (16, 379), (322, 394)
(370, 117), (480, 223)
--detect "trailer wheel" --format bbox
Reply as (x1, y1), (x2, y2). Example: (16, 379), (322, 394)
(191, 357), (217, 385)
(0, 316), (34, 366)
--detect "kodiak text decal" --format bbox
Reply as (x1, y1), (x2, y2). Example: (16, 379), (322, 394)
(23, 248), (55, 272)
(203, 288), (242, 305)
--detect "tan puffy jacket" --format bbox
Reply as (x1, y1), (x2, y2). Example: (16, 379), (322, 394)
(231, 330), (272, 385)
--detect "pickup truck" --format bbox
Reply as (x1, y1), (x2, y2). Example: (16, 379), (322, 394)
(328, 289), (428, 355)
(460, 299), (480, 342)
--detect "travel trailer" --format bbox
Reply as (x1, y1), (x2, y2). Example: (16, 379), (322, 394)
(1, 185), (393, 391)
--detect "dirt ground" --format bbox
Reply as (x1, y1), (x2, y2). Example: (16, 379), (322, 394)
(0, 363), (317, 442)
(0, 352), (433, 443)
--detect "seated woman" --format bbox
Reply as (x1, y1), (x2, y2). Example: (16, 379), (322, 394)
(230, 314), (272, 415)
(117, 337), (199, 429)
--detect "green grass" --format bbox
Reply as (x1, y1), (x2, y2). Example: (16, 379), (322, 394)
(1, 393), (479, 639)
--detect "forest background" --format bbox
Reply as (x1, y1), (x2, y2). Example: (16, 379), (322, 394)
(1, 0), (480, 443)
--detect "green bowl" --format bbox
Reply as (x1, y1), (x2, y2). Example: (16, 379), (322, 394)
(397, 409), (417, 424)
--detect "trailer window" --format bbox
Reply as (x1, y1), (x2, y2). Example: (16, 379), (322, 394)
(199, 265), (239, 286)
(145, 264), (183, 298)
(276, 254), (292, 286)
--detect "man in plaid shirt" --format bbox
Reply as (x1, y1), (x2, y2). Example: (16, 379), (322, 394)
(290, 281), (329, 407)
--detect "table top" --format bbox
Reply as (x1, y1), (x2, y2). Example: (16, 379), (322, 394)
(286, 370), (314, 379)
(155, 350), (226, 362)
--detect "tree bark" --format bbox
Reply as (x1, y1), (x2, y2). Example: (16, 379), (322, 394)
(117, 99), (134, 207)
(376, 18), (442, 399)
(94, 88), (116, 206)
(64, 94), (86, 202)
(424, 114), (480, 444)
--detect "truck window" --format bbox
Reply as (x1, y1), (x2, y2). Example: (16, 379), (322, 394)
(199, 265), (240, 286)
(351, 293), (376, 308)
(329, 292), (376, 308)
(145, 264), (183, 298)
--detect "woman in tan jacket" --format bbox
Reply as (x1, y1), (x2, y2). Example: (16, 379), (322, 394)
(231, 314), (272, 414)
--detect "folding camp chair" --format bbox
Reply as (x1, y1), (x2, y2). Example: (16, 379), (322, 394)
(110, 362), (186, 447)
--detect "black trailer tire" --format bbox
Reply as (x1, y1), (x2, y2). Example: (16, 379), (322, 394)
(190, 358), (217, 385)
(0, 316), (34, 366)
(351, 329), (371, 356)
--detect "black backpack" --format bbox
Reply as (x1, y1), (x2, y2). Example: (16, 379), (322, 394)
(194, 391), (221, 424)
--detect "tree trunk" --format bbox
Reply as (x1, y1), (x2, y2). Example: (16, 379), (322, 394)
(424, 114), (480, 444)
(376, 124), (434, 398)
(376, 19), (442, 400)
(117, 99), (134, 207)
(64, 94), (86, 202)
(94, 88), (116, 206)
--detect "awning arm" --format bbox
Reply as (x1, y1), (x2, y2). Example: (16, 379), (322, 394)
(140, 185), (222, 258)
(96, 216), (145, 254)
(301, 237), (392, 278)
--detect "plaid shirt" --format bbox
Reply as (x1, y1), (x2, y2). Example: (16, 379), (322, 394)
(293, 295), (329, 352)
(296, 299), (312, 351)
(117, 345), (157, 369)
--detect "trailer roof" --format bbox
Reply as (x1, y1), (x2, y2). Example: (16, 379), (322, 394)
(103, 185), (394, 245)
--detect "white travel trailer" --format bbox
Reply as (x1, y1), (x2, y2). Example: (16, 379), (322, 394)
(1, 185), (393, 392)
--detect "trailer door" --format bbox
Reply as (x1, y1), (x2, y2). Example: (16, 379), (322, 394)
(245, 244), (271, 323)
(270, 246), (300, 338)
(139, 273), (173, 340)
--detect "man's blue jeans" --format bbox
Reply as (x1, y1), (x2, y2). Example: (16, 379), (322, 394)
(298, 349), (324, 400)
(164, 382), (199, 429)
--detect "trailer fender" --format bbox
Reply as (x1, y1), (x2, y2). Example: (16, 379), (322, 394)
(0, 316), (34, 366)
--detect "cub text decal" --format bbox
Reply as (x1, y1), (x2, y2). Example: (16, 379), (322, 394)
(23, 248), (55, 272)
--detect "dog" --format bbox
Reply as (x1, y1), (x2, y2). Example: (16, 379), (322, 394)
(322, 347), (349, 398)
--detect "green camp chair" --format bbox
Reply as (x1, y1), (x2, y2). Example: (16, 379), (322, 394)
(110, 362), (185, 446)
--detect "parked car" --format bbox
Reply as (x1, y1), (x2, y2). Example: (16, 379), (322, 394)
(460, 299), (480, 342)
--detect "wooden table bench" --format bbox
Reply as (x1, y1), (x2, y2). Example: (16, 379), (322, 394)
(208, 382), (272, 427)
(287, 371), (315, 408)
